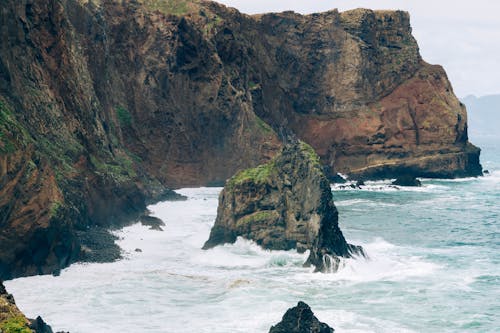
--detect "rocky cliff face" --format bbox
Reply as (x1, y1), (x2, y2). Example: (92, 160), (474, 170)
(0, 0), (480, 278)
(203, 141), (363, 272)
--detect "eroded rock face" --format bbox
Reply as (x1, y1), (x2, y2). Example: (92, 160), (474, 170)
(0, 0), (480, 278)
(203, 141), (363, 272)
(269, 301), (334, 333)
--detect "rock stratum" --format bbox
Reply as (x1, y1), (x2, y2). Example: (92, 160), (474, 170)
(0, 0), (481, 278)
(203, 141), (363, 272)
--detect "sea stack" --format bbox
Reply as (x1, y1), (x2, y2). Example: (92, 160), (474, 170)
(269, 301), (334, 333)
(203, 140), (363, 272)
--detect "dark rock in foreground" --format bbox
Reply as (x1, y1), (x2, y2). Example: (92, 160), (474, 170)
(269, 301), (334, 333)
(76, 227), (122, 264)
(392, 175), (422, 187)
(203, 141), (363, 272)
(29, 316), (56, 333)
(1, 281), (62, 332)
(139, 214), (165, 231)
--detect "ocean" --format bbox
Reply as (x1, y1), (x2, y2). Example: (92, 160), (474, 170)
(5, 136), (499, 332)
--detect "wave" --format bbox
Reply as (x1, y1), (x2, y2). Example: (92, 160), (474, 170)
(332, 180), (446, 193)
(291, 238), (438, 284)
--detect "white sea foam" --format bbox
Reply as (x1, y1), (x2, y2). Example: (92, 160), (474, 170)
(332, 180), (447, 193)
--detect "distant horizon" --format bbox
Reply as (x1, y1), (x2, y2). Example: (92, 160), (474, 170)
(461, 93), (500, 100)
(215, 0), (500, 99)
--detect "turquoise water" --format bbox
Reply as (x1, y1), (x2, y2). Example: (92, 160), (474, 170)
(6, 137), (499, 332)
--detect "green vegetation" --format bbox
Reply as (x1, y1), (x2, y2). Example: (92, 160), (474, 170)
(115, 106), (132, 127)
(90, 153), (137, 183)
(299, 141), (321, 165)
(254, 115), (273, 134)
(37, 136), (81, 179)
(204, 14), (222, 36)
(0, 100), (31, 154)
(227, 161), (275, 188)
(237, 210), (277, 228)
(49, 201), (63, 218)
(0, 316), (33, 333)
(248, 81), (260, 90)
(77, 0), (201, 15)
(141, 0), (199, 16)
(125, 149), (143, 163)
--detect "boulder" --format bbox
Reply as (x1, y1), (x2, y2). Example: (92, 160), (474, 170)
(139, 214), (165, 231)
(269, 301), (334, 333)
(203, 141), (363, 272)
(392, 175), (422, 187)
(29, 316), (55, 333)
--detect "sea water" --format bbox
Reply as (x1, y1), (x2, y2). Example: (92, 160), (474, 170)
(5, 137), (499, 332)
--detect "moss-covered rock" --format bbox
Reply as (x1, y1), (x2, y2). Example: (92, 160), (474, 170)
(203, 140), (364, 272)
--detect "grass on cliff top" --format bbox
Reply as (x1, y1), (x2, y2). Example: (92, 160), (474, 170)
(299, 140), (321, 166)
(77, 0), (201, 16)
(0, 316), (33, 333)
(226, 141), (322, 188)
(140, 0), (200, 16)
(227, 161), (275, 188)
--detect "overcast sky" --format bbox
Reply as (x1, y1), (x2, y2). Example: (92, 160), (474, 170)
(215, 0), (500, 98)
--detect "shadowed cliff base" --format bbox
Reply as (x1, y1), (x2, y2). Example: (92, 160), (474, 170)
(0, 0), (480, 279)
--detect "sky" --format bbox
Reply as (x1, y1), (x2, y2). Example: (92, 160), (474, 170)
(215, 0), (500, 98)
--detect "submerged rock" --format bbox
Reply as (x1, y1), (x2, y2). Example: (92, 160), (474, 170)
(203, 141), (363, 272)
(392, 175), (422, 187)
(139, 214), (165, 231)
(269, 301), (334, 333)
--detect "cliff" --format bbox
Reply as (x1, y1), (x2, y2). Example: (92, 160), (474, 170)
(203, 141), (363, 272)
(0, 0), (481, 278)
